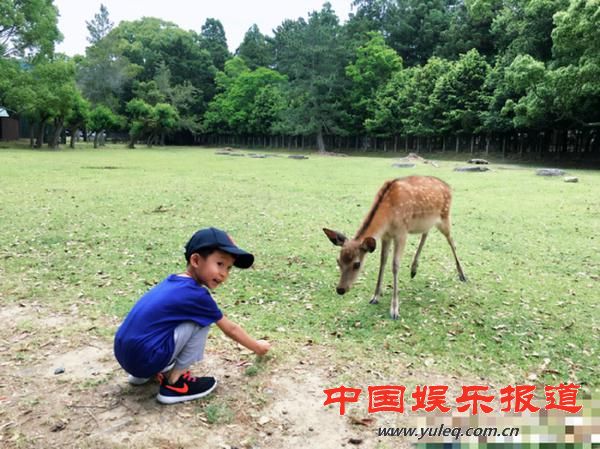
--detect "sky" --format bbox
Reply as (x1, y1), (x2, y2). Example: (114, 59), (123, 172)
(53, 0), (355, 56)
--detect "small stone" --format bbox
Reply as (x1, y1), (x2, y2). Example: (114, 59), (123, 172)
(392, 162), (416, 168)
(54, 367), (65, 375)
(258, 416), (271, 425)
(564, 176), (579, 183)
(468, 158), (489, 164)
(536, 168), (565, 176)
(454, 166), (490, 172)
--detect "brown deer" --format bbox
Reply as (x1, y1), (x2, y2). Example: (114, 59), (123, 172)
(323, 176), (466, 319)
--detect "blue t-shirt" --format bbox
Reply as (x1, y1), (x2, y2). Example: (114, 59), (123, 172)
(114, 274), (223, 378)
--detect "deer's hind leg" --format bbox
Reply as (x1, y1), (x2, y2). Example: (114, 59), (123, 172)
(436, 216), (467, 282)
(410, 232), (429, 278)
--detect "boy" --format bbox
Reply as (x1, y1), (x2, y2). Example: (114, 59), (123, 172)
(114, 227), (270, 404)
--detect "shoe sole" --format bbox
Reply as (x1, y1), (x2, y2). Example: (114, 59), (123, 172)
(127, 362), (175, 386)
(128, 376), (150, 385)
(156, 379), (218, 405)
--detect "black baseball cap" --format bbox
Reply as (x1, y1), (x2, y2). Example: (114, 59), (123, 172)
(184, 227), (254, 269)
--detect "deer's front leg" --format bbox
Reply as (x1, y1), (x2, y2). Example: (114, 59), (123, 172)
(370, 239), (390, 304)
(390, 236), (407, 320)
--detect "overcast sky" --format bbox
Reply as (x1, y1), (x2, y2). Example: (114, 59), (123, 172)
(53, 0), (355, 56)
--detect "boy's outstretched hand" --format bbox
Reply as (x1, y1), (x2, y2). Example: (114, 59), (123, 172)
(255, 339), (271, 356)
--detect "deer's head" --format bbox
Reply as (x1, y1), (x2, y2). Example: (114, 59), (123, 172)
(323, 228), (376, 295)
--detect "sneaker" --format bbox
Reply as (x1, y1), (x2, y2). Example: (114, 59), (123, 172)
(128, 374), (151, 385)
(156, 371), (217, 404)
(127, 362), (176, 386)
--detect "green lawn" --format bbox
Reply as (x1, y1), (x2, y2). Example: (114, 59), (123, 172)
(1, 145), (598, 395)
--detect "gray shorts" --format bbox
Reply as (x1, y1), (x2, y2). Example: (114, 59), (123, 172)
(167, 321), (211, 371)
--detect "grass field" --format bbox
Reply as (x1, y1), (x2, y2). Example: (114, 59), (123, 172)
(1, 144), (598, 400)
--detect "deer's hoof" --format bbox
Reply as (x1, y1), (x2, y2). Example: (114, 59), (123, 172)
(369, 297), (379, 305)
(390, 312), (399, 320)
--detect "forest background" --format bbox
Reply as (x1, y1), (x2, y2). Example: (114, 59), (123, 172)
(1, 0), (599, 161)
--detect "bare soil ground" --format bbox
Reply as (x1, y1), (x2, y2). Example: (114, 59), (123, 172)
(0, 303), (482, 449)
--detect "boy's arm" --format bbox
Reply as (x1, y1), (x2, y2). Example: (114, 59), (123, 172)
(216, 316), (270, 356)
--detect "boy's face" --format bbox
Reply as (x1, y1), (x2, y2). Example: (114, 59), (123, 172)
(189, 250), (236, 289)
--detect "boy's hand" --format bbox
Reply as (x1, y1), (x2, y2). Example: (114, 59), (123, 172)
(255, 339), (271, 356)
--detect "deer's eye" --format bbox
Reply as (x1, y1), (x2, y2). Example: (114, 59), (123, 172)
(353, 262), (361, 270)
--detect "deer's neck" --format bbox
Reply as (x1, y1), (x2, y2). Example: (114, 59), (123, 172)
(354, 180), (397, 240)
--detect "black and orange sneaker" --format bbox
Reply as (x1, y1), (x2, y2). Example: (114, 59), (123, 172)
(156, 371), (217, 404)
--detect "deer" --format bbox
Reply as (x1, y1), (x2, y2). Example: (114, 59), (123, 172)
(323, 176), (466, 320)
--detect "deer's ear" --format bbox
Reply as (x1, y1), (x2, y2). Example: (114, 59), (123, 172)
(323, 228), (347, 246)
(361, 237), (376, 253)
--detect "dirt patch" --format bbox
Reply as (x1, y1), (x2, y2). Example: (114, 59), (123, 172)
(0, 305), (485, 449)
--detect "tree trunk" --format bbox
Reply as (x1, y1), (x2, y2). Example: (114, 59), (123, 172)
(94, 132), (100, 148)
(48, 118), (64, 149)
(316, 128), (325, 152)
(69, 127), (76, 148)
(35, 122), (46, 148)
(128, 134), (136, 149)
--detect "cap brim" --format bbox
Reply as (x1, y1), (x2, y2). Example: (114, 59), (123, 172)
(221, 245), (254, 269)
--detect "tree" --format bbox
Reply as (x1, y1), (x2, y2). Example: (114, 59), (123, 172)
(65, 93), (90, 148)
(345, 32), (402, 134)
(350, 0), (455, 66)
(437, 0), (499, 61)
(430, 49), (491, 135)
(5, 57), (82, 148)
(88, 104), (120, 148)
(550, 0), (600, 125)
(77, 11), (139, 111)
(365, 56), (452, 139)
(113, 18), (217, 114)
(501, 54), (553, 129)
(86, 3), (113, 45)
(203, 57), (286, 135)
(491, 0), (569, 62)
(236, 24), (272, 69)
(0, 0), (62, 58)
(200, 18), (230, 71)
(126, 99), (179, 147)
(272, 3), (351, 151)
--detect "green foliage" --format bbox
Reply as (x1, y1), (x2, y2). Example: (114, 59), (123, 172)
(85, 3), (113, 45)
(76, 30), (139, 110)
(430, 49), (491, 133)
(88, 104), (120, 134)
(126, 98), (179, 147)
(550, 0), (600, 124)
(236, 24), (272, 69)
(491, 0), (569, 62)
(3, 0), (599, 147)
(204, 57), (287, 135)
(272, 3), (352, 149)
(345, 32), (403, 132)
(111, 17), (217, 112)
(0, 0), (61, 58)
(200, 18), (230, 71)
